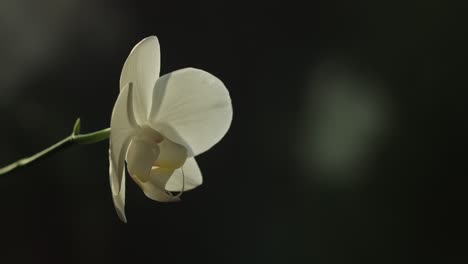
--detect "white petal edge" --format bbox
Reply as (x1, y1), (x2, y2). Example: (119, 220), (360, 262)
(120, 36), (161, 122)
(109, 83), (138, 222)
(149, 68), (233, 156)
(165, 157), (203, 192)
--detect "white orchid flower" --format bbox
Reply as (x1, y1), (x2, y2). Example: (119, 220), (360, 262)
(109, 36), (232, 222)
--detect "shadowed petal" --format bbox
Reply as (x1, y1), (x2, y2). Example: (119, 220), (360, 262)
(154, 136), (187, 170)
(109, 83), (138, 222)
(133, 167), (180, 202)
(126, 138), (160, 182)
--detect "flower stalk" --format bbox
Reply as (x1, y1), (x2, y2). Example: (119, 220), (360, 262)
(0, 118), (110, 175)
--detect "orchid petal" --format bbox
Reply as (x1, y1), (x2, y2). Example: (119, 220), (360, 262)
(109, 83), (138, 222)
(166, 157), (202, 192)
(149, 68), (232, 156)
(120, 36), (161, 122)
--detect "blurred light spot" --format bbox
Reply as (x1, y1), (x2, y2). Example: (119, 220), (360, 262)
(297, 62), (390, 184)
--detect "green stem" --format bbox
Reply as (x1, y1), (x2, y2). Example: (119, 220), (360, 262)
(0, 119), (110, 175)
(74, 128), (111, 145)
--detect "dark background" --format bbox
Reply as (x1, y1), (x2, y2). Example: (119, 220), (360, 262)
(0, 1), (467, 263)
